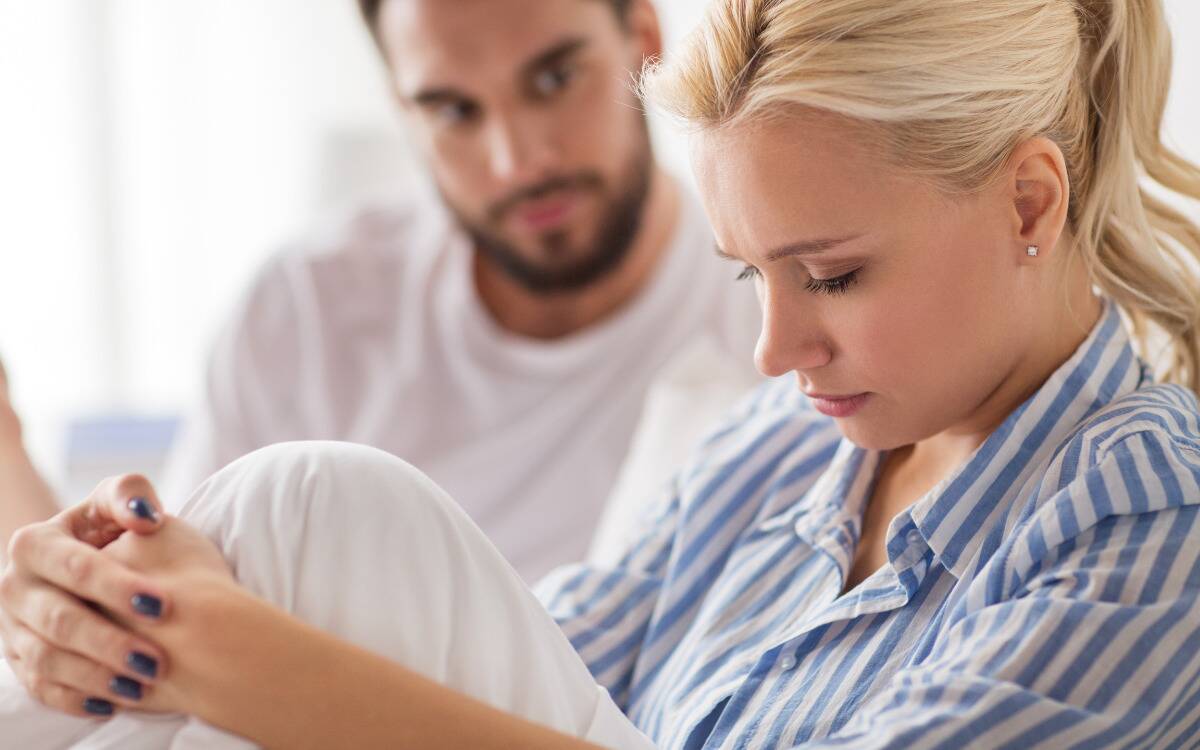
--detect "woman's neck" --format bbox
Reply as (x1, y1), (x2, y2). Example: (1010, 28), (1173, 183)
(893, 281), (1104, 499)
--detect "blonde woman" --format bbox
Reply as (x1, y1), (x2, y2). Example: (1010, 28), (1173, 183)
(2, 0), (1200, 747)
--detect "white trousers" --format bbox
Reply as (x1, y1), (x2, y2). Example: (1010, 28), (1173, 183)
(0, 442), (654, 749)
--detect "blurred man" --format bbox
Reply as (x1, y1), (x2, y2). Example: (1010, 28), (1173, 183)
(1, 0), (758, 581)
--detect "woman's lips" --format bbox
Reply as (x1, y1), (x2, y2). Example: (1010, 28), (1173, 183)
(806, 392), (871, 418)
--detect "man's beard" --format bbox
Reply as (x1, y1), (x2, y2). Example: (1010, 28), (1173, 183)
(445, 125), (654, 296)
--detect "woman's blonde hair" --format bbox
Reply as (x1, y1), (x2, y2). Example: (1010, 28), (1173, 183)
(645, 0), (1200, 392)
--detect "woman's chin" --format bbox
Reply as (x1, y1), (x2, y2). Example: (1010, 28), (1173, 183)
(835, 417), (920, 452)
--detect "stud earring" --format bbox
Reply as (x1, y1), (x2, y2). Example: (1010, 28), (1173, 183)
(1026, 245), (1040, 257)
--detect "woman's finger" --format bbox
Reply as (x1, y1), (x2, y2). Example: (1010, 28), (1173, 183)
(25, 676), (120, 720)
(7, 621), (152, 710)
(3, 578), (166, 684)
(6, 523), (172, 625)
(67, 473), (166, 545)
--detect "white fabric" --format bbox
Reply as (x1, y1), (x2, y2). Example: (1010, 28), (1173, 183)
(161, 183), (761, 582)
(0, 441), (656, 749)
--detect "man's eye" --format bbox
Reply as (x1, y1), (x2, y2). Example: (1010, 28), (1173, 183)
(532, 65), (576, 98)
(434, 101), (478, 126)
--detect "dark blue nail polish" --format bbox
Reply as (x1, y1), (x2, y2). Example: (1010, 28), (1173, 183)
(126, 651), (158, 679)
(131, 594), (162, 618)
(127, 497), (158, 522)
(109, 676), (143, 701)
(84, 697), (115, 716)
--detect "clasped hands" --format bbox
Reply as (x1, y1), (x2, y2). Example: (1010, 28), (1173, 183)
(0, 475), (235, 719)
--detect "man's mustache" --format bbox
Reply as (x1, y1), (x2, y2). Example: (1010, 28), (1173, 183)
(488, 173), (604, 223)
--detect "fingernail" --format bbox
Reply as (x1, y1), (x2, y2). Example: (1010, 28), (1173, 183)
(127, 651), (158, 679)
(131, 594), (162, 618)
(127, 497), (158, 522)
(83, 697), (115, 716)
(109, 676), (143, 701)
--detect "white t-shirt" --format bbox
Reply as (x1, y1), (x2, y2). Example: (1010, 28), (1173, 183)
(162, 182), (762, 581)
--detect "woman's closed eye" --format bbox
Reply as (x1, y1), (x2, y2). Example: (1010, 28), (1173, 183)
(736, 265), (861, 296)
(736, 265), (760, 283)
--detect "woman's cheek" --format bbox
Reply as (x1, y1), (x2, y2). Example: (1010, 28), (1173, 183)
(854, 303), (926, 389)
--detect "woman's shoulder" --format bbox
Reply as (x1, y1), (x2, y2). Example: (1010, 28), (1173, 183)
(674, 377), (837, 476)
(987, 383), (1200, 603)
(1064, 382), (1200, 477)
(686, 377), (839, 461)
(1029, 382), (1200, 533)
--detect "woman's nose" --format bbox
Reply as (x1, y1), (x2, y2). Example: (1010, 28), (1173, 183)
(753, 291), (833, 378)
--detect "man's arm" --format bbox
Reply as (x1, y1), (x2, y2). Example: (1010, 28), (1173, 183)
(0, 358), (59, 562)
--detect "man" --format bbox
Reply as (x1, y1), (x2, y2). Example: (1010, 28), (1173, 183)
(1, 0), (758, 582)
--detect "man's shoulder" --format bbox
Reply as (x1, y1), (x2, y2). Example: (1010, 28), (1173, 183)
(267, 193), (449, 282)
(216, 193), (453, 353)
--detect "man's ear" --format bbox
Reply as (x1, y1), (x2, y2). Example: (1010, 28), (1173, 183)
(1008, 137), (1071, 262)
(624, 0), (665, 68)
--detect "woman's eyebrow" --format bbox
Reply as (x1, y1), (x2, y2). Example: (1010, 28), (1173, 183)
(715, 234), (864, 262)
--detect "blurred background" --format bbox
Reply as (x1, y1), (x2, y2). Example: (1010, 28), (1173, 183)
(1, 0), (1198, 501)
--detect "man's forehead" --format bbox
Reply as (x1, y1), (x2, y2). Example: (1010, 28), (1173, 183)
(379, 0), (614, 94)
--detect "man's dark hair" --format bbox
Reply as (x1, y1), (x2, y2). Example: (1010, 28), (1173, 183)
(356, 0), (633, 37)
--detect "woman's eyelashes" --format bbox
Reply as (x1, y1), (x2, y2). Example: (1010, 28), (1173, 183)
(736, 265), (861, 296)
(736, 265), (761, 282)
(805, 269), (860, 295)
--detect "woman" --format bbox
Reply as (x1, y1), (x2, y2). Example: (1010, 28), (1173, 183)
(2, 0), (1200, 747)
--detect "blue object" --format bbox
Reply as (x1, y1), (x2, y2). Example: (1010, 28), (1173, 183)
(130, 594), (162, 619)
(126, 651), (158, 679)
(83, 698), (114, 716)
(109, 676), (142, 701)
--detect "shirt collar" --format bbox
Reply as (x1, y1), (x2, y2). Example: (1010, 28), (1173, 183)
(909, 296), (1147, 577)
(804, 297), (1148, 581)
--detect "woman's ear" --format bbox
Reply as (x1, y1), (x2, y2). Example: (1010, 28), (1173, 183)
(1009, 137), (1071, 262)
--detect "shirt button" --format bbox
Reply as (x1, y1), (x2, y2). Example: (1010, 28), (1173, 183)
(906, 530), (922, 546)
(780, 655), (799, 671)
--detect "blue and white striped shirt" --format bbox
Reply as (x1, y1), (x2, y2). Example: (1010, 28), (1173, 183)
(536, 298), (1200, 749)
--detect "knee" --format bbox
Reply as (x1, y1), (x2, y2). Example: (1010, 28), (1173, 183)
(177, 441), (455, 551)
(174, 441), (481, 620)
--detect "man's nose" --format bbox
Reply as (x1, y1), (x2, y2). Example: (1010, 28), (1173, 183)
(485, 113), (557, 185)
(754, 287), (833, 378)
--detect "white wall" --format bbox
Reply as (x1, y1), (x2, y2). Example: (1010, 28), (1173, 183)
(0, 2), (114, 470)
(0, 0), (1198, 487)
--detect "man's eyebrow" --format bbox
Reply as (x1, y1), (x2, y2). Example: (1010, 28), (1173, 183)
(715, 235), (863, 262)
(410, 86), (470, 107)
(408, 38), (589, 106)
(520, 38), (589, 80)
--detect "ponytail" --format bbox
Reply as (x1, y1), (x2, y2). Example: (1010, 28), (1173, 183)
(1070, 0), (1200, 391)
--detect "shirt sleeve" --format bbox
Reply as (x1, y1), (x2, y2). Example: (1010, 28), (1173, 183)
(534, 476), (682, 711)
(536, 378), (807, 711)
(158, 256), (302, 511)
(796, 430), (1200, 749)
